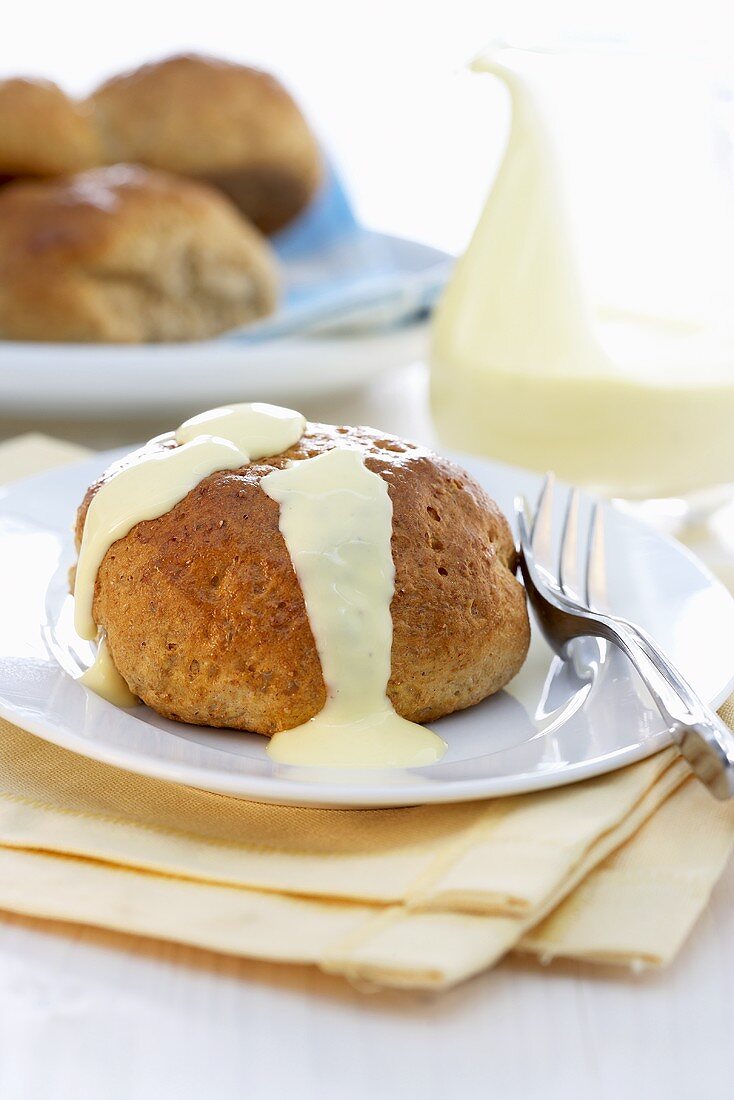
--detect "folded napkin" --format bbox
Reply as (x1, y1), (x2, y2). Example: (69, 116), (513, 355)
(0, 434), (733, 990)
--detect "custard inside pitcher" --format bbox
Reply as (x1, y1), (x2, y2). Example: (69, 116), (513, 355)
(431, 46), (734, 499)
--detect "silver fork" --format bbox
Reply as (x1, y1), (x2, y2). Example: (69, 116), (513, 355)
(517, 474), (734, 800)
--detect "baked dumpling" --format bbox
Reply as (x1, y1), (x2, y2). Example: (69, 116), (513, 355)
(0, 165), (278, 342)
(89, 54), (323, 234)
(0, 77), (99, 182)
(75, 424), (530, 733)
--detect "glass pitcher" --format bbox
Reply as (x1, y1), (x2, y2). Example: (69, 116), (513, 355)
(431, 41), (734, 507)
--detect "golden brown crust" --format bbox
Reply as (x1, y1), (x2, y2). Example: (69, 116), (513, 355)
(76, 425), (530, 733)
(0, 77), (100, 178)
(88, 54), (323, 233)
(0, 165), (278, 342)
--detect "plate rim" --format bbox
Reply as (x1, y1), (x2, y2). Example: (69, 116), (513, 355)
(0, 694), (675, 807)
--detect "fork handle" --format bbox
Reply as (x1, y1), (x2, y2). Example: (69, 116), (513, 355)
(605, 620), (734, 800)
(672, 716), (734, 800)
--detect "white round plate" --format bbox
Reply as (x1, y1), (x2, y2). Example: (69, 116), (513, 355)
(1, 448), (733, 807)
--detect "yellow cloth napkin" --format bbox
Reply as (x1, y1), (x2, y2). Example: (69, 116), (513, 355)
(0, 433), (733, 990)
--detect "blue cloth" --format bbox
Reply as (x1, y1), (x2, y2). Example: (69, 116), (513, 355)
(222, 164), (452, 342)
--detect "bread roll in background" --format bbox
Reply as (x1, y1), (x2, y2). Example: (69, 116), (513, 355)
(0, 77), (100, 181)
(0, 165), (278, 343)
(89, 54), (323, 234)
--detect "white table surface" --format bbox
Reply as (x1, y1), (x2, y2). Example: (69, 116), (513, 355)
(1, 362), (733, 1100)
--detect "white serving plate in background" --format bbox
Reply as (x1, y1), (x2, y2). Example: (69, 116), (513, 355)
(0, 169), (448, 417)
(0, 323), (430, 415)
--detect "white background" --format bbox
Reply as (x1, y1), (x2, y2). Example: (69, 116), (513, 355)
(3, 0), (733, 255)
